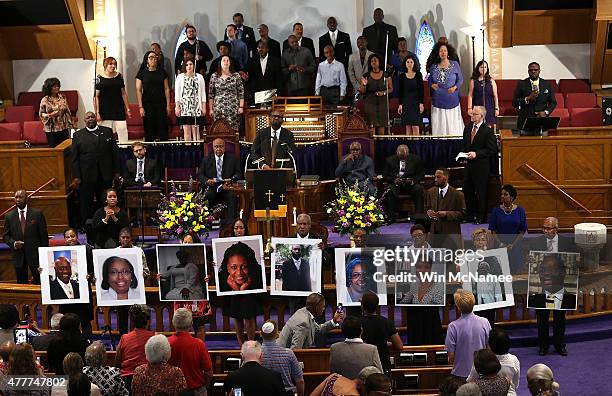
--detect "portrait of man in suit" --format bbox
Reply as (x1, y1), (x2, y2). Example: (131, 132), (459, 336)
(49, 256), (80, 300)
(528, 253), (578, 310)
(281, 245), (312, 292)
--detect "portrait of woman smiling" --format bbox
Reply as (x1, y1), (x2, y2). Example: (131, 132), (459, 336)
(96, 253), (145, 305)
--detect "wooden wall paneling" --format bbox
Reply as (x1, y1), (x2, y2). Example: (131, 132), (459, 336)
(603, 50), (612, 85)
(502, 0), (515, 48)
(0, 25), (84, 59)
(596, 0), (612, 20)
(590, 20), (609, 86)
(511, 9), (593, 45)
(0, 39), (14, 100)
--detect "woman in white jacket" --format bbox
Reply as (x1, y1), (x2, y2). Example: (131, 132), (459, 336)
(175, 57), (206, 142)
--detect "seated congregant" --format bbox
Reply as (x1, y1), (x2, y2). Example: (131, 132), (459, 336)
(31, 313), (63, 350)
(122, 141), (161, 188)
(383, 144), (425, 222)
(198, 138), (241, 223)
(335, 141), (375, 193)
(277, 293), (343, 349)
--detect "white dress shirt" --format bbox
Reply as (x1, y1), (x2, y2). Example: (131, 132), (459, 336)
(546, 235), (558, 252)
(260, 54), (269, 76)
(546, 287), (566, 310)
(293, 257), (302, 272)
(270, 127), (281, 147)
(58, 279), (75, 299)
(329, 30), (337, 47)
(439, 184), (449, 198)
(296, 233), (310, 240)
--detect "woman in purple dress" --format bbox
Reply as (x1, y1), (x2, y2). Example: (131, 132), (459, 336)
(488, 184), (527, 274)
(468, 60), (499, 126)
(427, 43), (464, 135)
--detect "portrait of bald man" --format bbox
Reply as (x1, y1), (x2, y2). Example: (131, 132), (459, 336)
(49, 256), (81, 300)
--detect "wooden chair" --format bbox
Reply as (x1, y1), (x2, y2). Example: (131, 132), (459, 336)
(164, 167), (200, 196)
(203, 118), (240, 156)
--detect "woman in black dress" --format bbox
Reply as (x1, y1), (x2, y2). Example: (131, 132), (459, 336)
(135, 50), (171, 141)
(94, 56), (130, 143)
(91, 188), (129, 248)
(397, 54), (424, 135)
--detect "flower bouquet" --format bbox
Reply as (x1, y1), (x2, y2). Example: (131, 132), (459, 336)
(325, 182), (386, 235)
(156, 182), (222, 240)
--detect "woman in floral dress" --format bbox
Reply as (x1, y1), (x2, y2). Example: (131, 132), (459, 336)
(208, 55), (244, 131)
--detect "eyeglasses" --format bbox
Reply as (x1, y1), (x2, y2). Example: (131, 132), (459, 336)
(109, 270), (131, 277)
(351, 272), (366, 279)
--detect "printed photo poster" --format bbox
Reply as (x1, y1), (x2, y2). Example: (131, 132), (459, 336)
(39, 246), (90, 305)
(335, 248), (387, 307)
(527, 251), (580, 310)
(93, 248), (147, 306)
(212, 235), (266, 296)
(395, 248), (446, 307)
(460, 248), (515, 311)
(157, 243), (208, 301)
(270, 237), (322, 296)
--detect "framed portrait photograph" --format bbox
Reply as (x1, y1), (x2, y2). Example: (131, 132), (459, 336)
(157, 244), (208, 301)
(212, 235), (266, 296)
(335, 248), (387, 307)
(39, 246), (90, 305)
(270, 237), (322, 296)
(395, 248), (446, 307)
(460, 248), (514, 311)
(93, 248), (147, 306)
(527, 251), (580, 310)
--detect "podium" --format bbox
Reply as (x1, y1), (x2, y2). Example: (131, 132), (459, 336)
(253, 169), (289, 254)
(124, 187), (162, 238)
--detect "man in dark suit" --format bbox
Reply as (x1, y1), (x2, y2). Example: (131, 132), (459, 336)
(335, 141), (376, 193)
(175, 24), (214, 76)
(223, 341), (286, 396)
(122, 141), (162, 187)
(512, 62), (557, 129)
(49, 256), (80, 300)
(2, 189), (48, 284)
(529, 217), (575, 356)
(198, 138), (241, 223)
(247, 41), (283, 99)
(383, 144), (425, 222)
(425, 167), (466, 251)
(257, 24), (281, 59)
(251, 110), (296, 169)
(281, 245), (312, 292)
(461, 107), (498, 224)
(318, 17), (352, 70)
(282, 23), (316, 60)
(223, 13), (257, 59)
(71, 111), (120, 226)
(362, 8), (398, 61)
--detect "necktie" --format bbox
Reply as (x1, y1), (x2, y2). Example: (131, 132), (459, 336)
(216, 157), (223, 180)
(399, 161), (405, 177)
(137, 159), (144, 182)
(547, 239), (553, 252)
(19, 210), (26, 235)
(470, 124), (478, 143)
(238, 28), (243, 40)
(438, 189), (444, 208)
(331, 32), (336, 47)
(271, 131), (278, 167)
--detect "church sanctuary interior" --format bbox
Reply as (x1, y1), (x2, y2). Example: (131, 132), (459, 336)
(1, 0), (612, 395)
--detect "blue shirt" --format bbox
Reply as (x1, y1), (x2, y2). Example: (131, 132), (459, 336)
(315, 59), (348, 96)
(261, 340), (304, 392)
(428, 60), (463, 109)
(227, 38), (248, 69)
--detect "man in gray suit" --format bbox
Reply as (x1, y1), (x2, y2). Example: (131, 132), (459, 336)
(347, 36), (374, 98)
(277, 293), (343, 349)
(329, 316), (383, 379)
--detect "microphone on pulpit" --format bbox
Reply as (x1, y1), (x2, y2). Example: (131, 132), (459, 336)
(280, 143), (298, 176)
